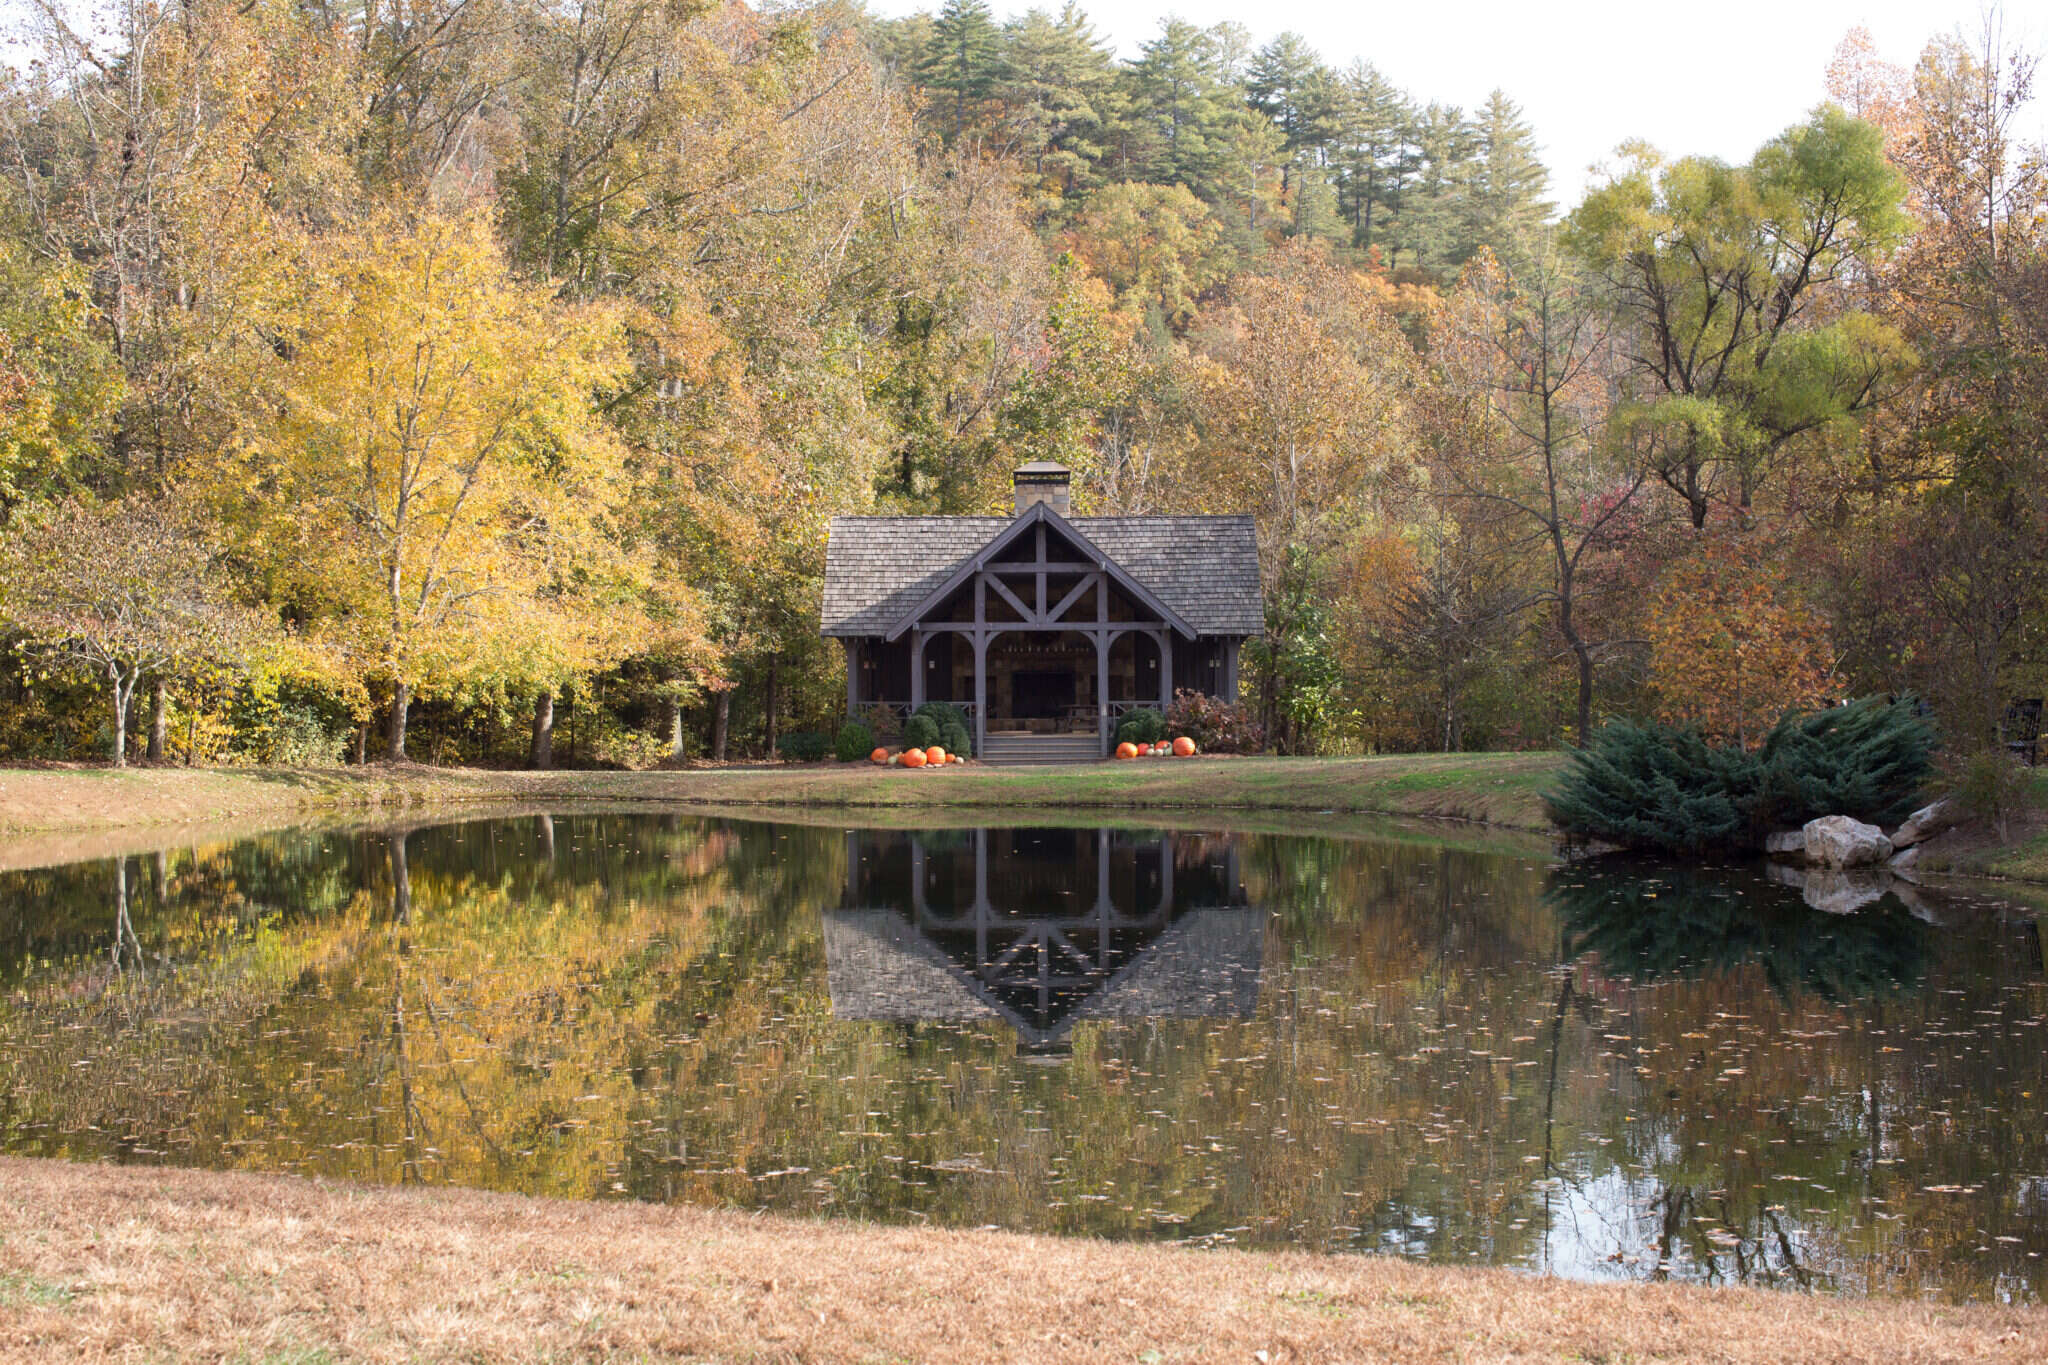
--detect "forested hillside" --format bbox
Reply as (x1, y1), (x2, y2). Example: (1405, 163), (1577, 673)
(0, 1), (2041, 767)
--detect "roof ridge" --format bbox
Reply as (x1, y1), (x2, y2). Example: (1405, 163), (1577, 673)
(828, 512), (1254, 520)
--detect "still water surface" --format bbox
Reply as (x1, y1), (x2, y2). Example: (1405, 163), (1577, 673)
(2, 814), (2044, 1302)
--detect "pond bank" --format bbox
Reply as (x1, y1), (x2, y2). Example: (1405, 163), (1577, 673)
(0, 753), (1563, 837)
(1, 1157), (2036, 1364)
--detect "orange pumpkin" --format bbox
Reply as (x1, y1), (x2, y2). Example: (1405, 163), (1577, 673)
(904, 747), (929, 768)
(925, 746), (947, 766)
(870, 747), (889, 764)
(1172, 736), (1196, 756)
(1115, 741), (1138, 760)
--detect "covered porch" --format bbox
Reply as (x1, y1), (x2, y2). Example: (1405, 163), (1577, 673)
(838, 511), (1242, 758)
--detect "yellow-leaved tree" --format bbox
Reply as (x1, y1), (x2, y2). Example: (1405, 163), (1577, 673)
(252, 212), (641, 759)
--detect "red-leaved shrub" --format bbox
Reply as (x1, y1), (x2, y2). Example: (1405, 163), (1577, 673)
(1164, 689), (1263, 753)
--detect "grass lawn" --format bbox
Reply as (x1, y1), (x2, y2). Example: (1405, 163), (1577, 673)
(1, 1156), (2037, 1364)
(1914, 768), (2048, 883)
(0, 751), (1565, 838)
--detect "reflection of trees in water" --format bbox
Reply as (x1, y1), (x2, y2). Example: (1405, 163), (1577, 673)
(109, 855), (147, 980)
(1548, 861), (1930, 1004)
(1, 822), (2041, 1301)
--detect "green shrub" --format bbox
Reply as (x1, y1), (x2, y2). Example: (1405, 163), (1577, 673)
(834, 720), (876, 763)
(903, 713), (940, 749)
(1545, 719), (1752, 855)
(1547, 696), (1936, 855)
(1115, 706), (1167, 746)
(908, 702), (971, 757)
(1748, 696), (1937, 835)
(913, 700), (967, 733)
(940, 720), (971, 757)
(777, 730), (831, 762)
(227, 679), (350, 766)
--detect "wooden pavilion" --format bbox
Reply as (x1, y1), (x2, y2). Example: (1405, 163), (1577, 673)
(821, 463), (1263, 763)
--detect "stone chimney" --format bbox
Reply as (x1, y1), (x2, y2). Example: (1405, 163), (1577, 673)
(1012, 461), (1071, 516)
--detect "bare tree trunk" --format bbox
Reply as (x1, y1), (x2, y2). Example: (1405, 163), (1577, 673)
(530, 690), (554, 769)
(146, 678), (168, 762)
(385, 681), (410, 761)
(1572, 646), (1594, 749)
(1560, 584), (1595, 749)
(108, 666), (130, 767)
(353, 721), (368, 765)
(711, 690), (730, 763)
(765, 658), (779, 758)
(664, 697), (685, 760)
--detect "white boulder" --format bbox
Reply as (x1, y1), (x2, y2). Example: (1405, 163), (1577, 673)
(1764, 830), (1807, 857)
(1889, 798), (1957, 850)
(1803, 815), (1893, 869)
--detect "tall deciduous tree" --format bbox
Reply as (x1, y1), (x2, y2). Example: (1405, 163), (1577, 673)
(1432, 251), (1655, 747)
(256, 212), (634, 760)
(1191, 240), (1413, 747)
(9, 0), (358, 485)
(1840, 28), (2048, 743)
(1567, 107), (1912, 529)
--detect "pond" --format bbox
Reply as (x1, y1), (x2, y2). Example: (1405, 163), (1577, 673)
(2, 813), (2044, 1303)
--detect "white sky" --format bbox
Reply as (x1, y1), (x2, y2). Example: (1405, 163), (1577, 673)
(866, 0), (2048, 205)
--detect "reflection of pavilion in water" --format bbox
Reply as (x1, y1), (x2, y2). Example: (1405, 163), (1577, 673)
(827, 828), (1263, 1051)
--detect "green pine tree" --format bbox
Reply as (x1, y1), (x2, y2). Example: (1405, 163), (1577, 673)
(1117, 18), (1241, 198)
(1395, 101), (1478, 274)
(1000, 4), (1119, 203)
(1465, 89), (1554, 264)
(1246, 33), (1342, 161)
(917, 0), (1007, 146)
(1331, 62), (1415, 257)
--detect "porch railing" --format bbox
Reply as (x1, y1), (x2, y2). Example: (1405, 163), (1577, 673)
(861, 701), (982, 726)
(861, 698), (1166, 741)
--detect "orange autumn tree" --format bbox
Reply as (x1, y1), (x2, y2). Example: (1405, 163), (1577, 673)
(1645, 527), (1834, 747)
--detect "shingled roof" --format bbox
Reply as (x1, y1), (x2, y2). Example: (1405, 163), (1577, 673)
(821, 513), (1263, 637)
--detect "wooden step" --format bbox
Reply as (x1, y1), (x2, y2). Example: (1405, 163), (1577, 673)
(980, 734), (1103, 765)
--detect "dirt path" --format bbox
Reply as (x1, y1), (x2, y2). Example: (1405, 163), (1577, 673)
(0, 1157), (2037, 1363)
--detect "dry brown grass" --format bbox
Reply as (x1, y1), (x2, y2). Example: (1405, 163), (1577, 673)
(0, 753), (1564, 842)
(1, 1158), (2038, 1364)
